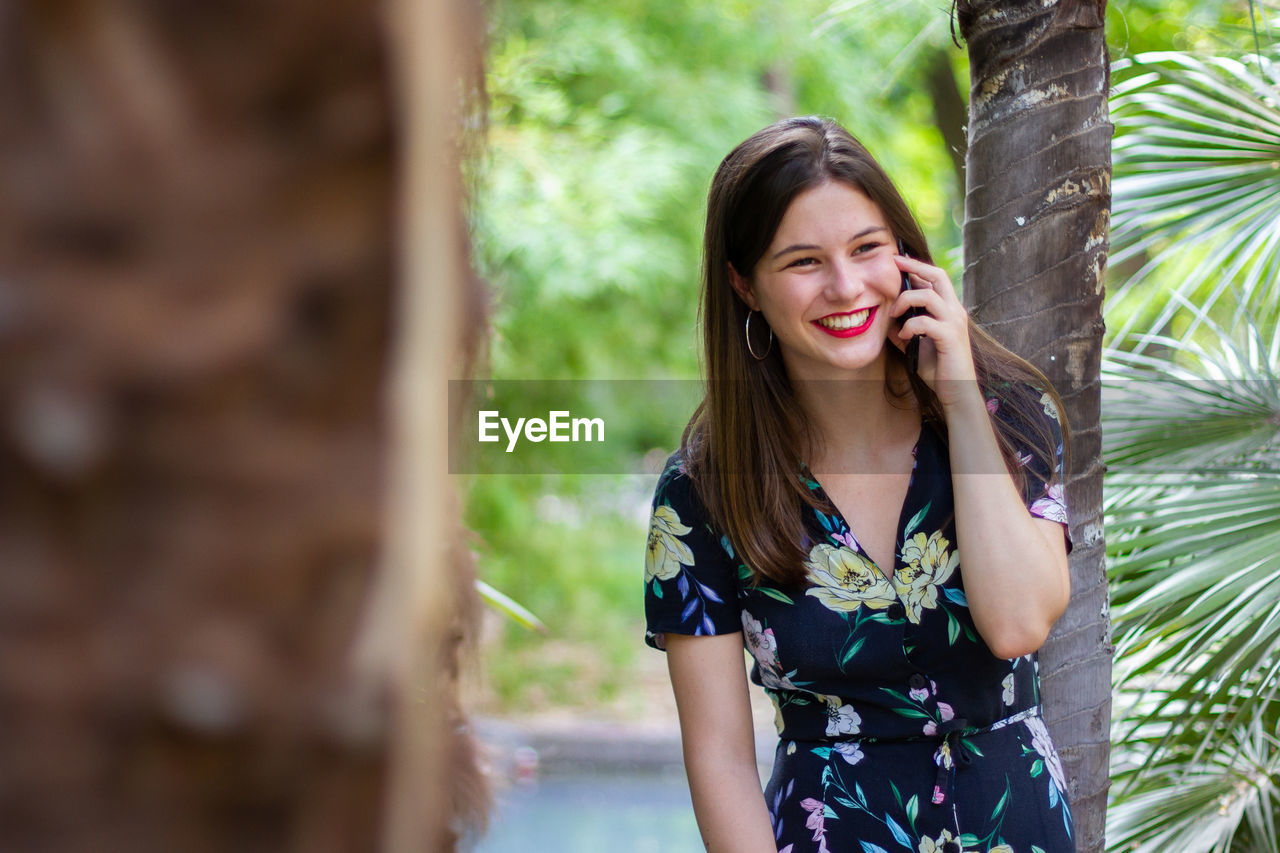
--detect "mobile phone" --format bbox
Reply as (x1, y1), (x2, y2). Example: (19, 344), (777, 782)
(897, 238), (922, 374)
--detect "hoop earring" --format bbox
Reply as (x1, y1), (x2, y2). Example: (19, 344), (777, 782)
(745, 311), (773, 361)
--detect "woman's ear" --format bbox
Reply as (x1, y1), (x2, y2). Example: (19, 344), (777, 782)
(727, 264), (760, 312)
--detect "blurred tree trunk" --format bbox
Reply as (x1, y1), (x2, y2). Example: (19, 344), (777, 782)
(0, 1), (484, 850)
(957, 2), (1111, 851)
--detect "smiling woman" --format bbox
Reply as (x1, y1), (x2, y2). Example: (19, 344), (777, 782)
(643, 116), (1076, 852)
(728, 182), (905, 385)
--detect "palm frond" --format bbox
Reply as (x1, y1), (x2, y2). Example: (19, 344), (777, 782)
(1108, 704), (1280, 853)
(476, 579), (547, 633)
(1107, 51), (1280, 347)
(1104, 319), (1280, 844)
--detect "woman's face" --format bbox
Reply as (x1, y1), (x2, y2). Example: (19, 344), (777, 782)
(731, 180), (904, 384)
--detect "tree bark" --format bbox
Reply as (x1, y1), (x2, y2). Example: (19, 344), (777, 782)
(957, 2), (1111, 851)
(362, 0), (489, 849)
(0, 1), (484, 849)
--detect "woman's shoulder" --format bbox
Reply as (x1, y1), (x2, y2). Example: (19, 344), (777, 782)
(653, 449), (688, 494)
(652, 449), (705, 514)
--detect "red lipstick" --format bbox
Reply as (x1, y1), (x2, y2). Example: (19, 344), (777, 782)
(812, 307), (876, 338)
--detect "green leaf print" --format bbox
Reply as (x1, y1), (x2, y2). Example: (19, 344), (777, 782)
(652, 579), (662, 599)
(990, 782), (1009, 820)
(902, 501), (932, 539)
(1031, 758), (1045, 777)
(890, 706), (930, 719)
(840, 637), (865, 667)
(946, 610), (960, 645)
(758, 586), (795, 605)
(906, 794), (918, 828)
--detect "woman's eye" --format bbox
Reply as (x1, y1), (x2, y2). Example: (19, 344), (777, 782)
(787, 257), (817, 268)
(852, 241), (883, 255)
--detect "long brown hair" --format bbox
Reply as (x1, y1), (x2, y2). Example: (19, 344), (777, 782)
(681, 116), (1066, 587)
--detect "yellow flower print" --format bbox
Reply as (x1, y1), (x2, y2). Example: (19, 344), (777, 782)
(918, 829), (973, 853)
(919, 830), (998, 853)
(645, 504), (694, 583)
(804, 543), (896, 614)
(895, 531), (960, 624)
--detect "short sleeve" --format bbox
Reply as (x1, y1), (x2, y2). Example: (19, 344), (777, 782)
(989, 386), (1072, 553)
(643, 454), (743, 651)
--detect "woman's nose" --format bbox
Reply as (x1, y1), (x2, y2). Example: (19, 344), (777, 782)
(824, 259), (864, 300)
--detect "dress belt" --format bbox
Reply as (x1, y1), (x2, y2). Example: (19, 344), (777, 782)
(788, 705), (1044, 807)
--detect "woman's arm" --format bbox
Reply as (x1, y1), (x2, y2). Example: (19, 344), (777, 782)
(664, 631), (777, 852)
(940, 389), (1070, 658)
(891, 254), (1070, 659)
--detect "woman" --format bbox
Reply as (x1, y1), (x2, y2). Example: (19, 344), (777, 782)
(643, 116), (1074, 853)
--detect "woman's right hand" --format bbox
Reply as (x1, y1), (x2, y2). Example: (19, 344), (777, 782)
(665, 631), (779, 852)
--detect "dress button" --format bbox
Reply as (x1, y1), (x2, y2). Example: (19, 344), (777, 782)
(887, 602), (905, 620)
(908, 673), (928, 690)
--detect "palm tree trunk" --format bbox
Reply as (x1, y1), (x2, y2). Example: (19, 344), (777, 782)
(957, 2), (1112, 851)
(0, 1), (484, 849)
(363, 0), (488, 849)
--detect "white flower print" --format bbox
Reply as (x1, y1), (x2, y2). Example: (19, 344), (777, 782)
(644, 504), (694, 582)
(1002, 673), (1016, 705)
(741, 612), (796, 691)
(1040, 391), (1060, 422)
(821, 694), (861, 738)
(1030, 482), (1068, 525)
(834, 741), (864, 765)
(1026, 713), (1068, 796)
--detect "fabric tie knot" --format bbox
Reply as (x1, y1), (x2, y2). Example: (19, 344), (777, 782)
(931, 717), (971, 806)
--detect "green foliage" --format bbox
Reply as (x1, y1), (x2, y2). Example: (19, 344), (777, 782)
(1107, 49), (1280, 347)
(1107, 0), (1275, 58)
(1104, 34), (1280, 852)
(464, 474), (650, 710)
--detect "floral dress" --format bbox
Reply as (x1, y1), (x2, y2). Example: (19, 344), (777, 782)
(643, 394), (1074, 853)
